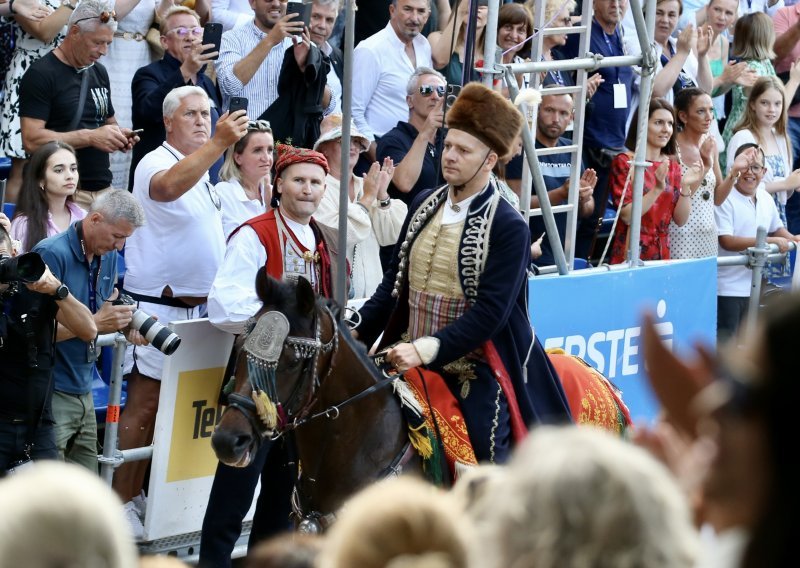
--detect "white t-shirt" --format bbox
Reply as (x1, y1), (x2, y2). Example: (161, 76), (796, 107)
(216, 178), (268, 239)
(715, 184), (783, 297)
(125, 142), (226, 297)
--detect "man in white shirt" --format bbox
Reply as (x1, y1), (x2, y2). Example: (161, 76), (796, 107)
(716, 144), (800, 342)
(215, 0), (334, 120)
(352, 0), (433, 161)
(201, 144), (342, 567)
(113, 86), (248, 537)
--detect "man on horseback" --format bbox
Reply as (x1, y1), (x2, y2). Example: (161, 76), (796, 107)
(202, 144), (341, 568)
(354, 82), (573, 464)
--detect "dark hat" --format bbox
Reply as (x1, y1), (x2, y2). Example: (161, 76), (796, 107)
(445, 82), (524, 161)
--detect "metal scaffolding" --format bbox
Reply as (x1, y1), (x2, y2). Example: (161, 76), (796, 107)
(480, 0), (657, 274)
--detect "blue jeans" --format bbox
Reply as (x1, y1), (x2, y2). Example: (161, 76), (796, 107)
(0, 419), (58, 473)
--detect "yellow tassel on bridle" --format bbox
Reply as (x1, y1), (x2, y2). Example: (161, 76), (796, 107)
(252, 389), (278, 430)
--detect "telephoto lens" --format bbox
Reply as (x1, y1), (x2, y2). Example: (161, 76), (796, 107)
(113, 294), (182, 355)
(0, 252), (46, 284)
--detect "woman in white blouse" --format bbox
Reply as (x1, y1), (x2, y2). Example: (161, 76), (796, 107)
(216, 119), (273, 238)
(313, 114), (407, 300)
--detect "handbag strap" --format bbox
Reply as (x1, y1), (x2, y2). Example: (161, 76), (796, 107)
(68, 66), (92, 133)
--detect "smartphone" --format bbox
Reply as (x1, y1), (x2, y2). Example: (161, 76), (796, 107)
(228, 97), (248, 115)
(127, 128), (144, 137)
(202, 22), (223, 60)
(285, 1), (311, 27)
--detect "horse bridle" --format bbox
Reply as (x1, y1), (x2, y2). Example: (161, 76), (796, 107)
(227, 304), (338, 441)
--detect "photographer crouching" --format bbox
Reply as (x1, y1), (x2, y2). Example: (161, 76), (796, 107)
(0, 220), (96, 474)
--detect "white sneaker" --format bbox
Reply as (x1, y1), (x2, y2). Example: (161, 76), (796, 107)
(123, 500), (145, 541)
(131, 490), (147, 520)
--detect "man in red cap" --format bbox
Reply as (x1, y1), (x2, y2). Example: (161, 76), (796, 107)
(200, 143), (343, 567)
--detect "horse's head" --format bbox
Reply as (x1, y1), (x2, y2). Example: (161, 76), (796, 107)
(211, 268), (337, 467)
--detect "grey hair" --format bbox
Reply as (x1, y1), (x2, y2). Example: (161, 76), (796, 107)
(69, 0), (118, 32)
(163, 85), (208, 118)
(406, 66), (446, 96)
(91, 189), (146, 227)
(390, 0), (432, 7)
(473, 426), (699, 568)
(0, 462), (138, 568)
(313, 0), (341, 8)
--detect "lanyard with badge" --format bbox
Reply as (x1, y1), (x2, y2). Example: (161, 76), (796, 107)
(77, 220), (100, 362)
(598, 21), (628, 110)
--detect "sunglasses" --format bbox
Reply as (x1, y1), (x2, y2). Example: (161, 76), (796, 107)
(73, 10), (116, 25)
(247, 119), (272, 132)
(419, 84), (446, 97)
(166, 26), (203, 37)
(204, 181), (222, 211)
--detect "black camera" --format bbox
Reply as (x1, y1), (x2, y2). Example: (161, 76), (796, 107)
(0, 252), (46, 284)
(113, 293), (182, 355)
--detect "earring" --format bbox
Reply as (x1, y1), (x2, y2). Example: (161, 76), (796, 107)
(40, 184), (45, 191)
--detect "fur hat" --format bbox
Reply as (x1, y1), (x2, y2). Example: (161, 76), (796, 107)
(445, 82), (523, 161)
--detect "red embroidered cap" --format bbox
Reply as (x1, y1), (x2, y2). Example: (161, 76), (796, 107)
(274, 143), (330, 179)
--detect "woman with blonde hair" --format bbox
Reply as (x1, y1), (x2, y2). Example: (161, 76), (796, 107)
(472, 426), (698, 568)
(215, 119), (274, 238)
(720, 13), (792, 166)
(727, 76), (800, 225)
(318, 477), (470, 568)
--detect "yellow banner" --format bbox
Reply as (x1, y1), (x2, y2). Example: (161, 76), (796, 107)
(166, 367), (225, 482)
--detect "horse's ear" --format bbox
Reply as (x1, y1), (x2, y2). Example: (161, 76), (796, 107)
(255, 267), (278, 304)
(295, 276), (316, 317)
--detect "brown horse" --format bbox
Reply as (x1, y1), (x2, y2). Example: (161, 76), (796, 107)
(211, 271), (632, 528)
(211, 270), (420, 529)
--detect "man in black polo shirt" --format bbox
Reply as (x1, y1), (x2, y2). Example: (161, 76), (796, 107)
(19, 0), (139, 209)
(377, 66), (446, 206)
(0, 225), (96, 472)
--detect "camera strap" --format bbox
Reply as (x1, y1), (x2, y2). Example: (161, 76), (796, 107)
(76, 221), (101, 313)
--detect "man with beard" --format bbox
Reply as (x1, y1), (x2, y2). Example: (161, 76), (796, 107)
(531, 92), (596, 266)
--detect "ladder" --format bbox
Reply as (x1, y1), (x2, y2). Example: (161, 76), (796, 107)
(480, 0), (658, 275)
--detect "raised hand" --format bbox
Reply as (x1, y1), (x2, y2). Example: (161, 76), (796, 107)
(213, 110), (249, 148)
(696, 25), (713, 57)
(683, 161), (705, 188)
(270, 11), (305, 43)
(654, 159), (670, 190)
(11, 0), (51, 20)
(587, 73), (604, 99)
(375, 157), (395, 201)
(292, 27), (312, 70)
(699, 137), (715, 172)
(676, 25), (695, 56)
(730, 146), (758, 177)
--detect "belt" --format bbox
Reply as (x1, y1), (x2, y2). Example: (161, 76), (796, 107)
(122, 290), (199, 310)
(114, 31), (146, 41)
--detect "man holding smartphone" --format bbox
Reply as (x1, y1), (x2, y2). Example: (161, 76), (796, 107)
(130, 6), (223, 189)
(215, 0), (334, 121)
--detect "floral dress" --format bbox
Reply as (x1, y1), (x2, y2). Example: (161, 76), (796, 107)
(720, 58), (776, 170)
(609, 153), (683, 264)
(0, 0), (66, 159)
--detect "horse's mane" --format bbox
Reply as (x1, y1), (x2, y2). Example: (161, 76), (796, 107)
(253, 268), (387, 385)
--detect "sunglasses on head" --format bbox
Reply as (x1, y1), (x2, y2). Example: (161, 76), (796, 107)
(166, 26), (203, 37)
(247, 119), (272, 132)
(74, 10), (116, 25)
(419, 85), (446, 97)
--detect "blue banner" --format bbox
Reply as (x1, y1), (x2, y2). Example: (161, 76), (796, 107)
(529, 258), (717, 422)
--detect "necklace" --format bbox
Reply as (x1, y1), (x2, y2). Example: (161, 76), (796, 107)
(447, 192), (461, 213)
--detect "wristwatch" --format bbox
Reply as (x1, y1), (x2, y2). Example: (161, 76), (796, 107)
(61, 0), (76, 9)
(53, 284), (69, 300)
(378, 197), (391, 208)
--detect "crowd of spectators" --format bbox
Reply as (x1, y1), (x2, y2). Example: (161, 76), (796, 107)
(2, 0), (800, 564)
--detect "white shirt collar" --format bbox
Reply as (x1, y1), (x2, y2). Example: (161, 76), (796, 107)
(283, 215), (316, 251)
(442, 185), (484, 224)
